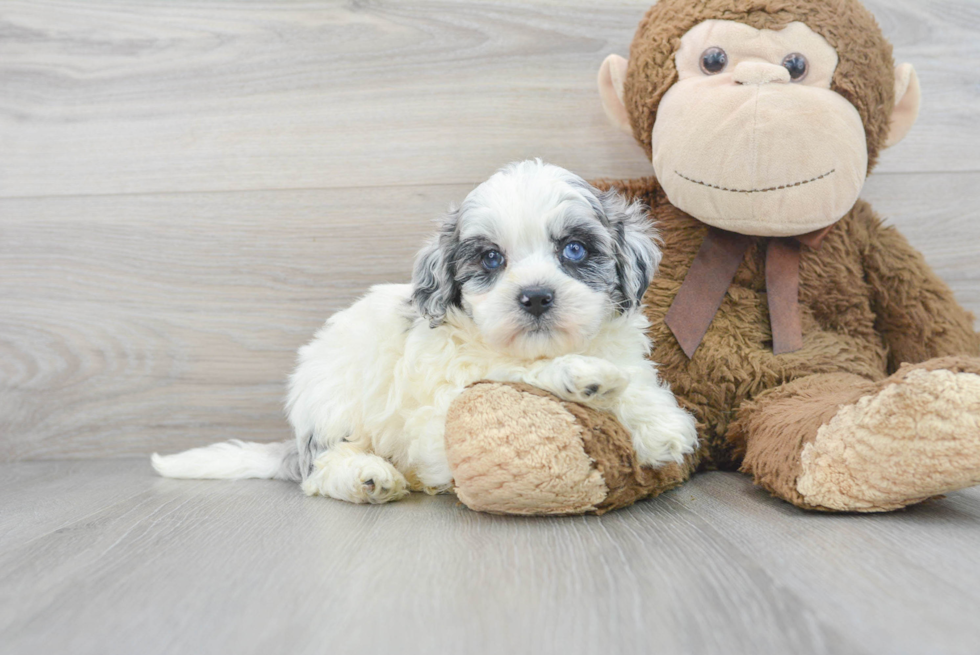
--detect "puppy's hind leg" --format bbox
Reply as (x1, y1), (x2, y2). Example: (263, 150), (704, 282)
(302, 443), (409, 504)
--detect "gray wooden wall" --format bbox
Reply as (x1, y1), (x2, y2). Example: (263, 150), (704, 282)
(2, 0), (978, 462)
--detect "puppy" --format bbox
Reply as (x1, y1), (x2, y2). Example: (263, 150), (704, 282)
(152, 160), (698, 503)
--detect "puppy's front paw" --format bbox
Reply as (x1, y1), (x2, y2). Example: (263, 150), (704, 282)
(631, 404), (698, 468)
(552, 356), (630, 407)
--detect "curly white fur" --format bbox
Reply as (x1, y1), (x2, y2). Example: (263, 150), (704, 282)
(152, 160), (698, 504)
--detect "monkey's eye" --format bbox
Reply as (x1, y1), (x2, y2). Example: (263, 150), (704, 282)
(699, 47), (728, 75)
(482, 250), (505, 270)
(562, 241), (587, 263)
(782, 53), (808, 81)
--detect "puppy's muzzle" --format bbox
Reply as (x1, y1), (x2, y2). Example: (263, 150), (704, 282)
(518, 286), (555, 318)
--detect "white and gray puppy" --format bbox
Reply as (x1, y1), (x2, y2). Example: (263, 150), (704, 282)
(153, 160), (698, 503)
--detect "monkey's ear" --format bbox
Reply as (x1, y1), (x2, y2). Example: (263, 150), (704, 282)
(884, 64), (921, 148)
(598, 54), (632, 135)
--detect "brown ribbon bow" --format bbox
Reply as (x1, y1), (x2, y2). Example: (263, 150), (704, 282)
(664, 224), (834, 359)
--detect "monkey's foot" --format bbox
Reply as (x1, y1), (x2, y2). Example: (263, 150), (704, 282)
(797, 368), (980, 512)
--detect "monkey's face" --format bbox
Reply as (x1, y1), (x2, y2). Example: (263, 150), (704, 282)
(650, 21), (868, 237)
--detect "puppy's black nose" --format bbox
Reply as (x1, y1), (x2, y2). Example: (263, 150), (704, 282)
(518, 287), (555, 317)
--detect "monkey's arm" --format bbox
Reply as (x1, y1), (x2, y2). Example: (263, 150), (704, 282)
(862, 212), (980, 372)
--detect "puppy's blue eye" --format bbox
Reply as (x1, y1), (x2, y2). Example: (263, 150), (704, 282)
(482, 250), (504, 270)
(562, 241), (587, 262)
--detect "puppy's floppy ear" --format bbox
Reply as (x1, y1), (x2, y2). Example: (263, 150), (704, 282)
(412, 208), (461, 327)
(600, 189), (659, 312)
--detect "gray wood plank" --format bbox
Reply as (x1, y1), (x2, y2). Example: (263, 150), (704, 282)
(0, 184), (462, 461)
(0, 461), (895, 654)
(2, 461), (979, 655)
(1, 0), (978, 201)
(679, 474), (980, 655)
(2, 172), (978, 461)
(862, 171), (980, 313)
(0, 459), (151, 550)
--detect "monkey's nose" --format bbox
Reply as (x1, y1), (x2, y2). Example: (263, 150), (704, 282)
(518, 287), (555, 317)
(732, 61), (790, 86)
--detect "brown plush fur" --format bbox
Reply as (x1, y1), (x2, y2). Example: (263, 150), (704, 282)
(600, 0), (980, 511)
(624, 0), (895, 171)
(567, 393), (698, 513)
(729, 373), (876, 508)
(594, 176), (980, 476)
(446, 0), (980, 515)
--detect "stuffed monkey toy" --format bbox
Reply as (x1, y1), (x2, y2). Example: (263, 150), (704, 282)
(444, 0), (980, 515)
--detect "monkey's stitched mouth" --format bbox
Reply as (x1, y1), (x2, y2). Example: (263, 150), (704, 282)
(675, 169), (836, 194)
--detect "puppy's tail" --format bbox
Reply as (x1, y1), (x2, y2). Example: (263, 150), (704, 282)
(151, 440), (301, 481)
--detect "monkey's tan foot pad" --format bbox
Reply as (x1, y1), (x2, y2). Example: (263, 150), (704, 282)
(797, 369), (980, 512)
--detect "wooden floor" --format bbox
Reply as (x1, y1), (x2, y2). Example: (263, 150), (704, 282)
(3, 1), (980, 653)
(1, 460), (979, 655)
